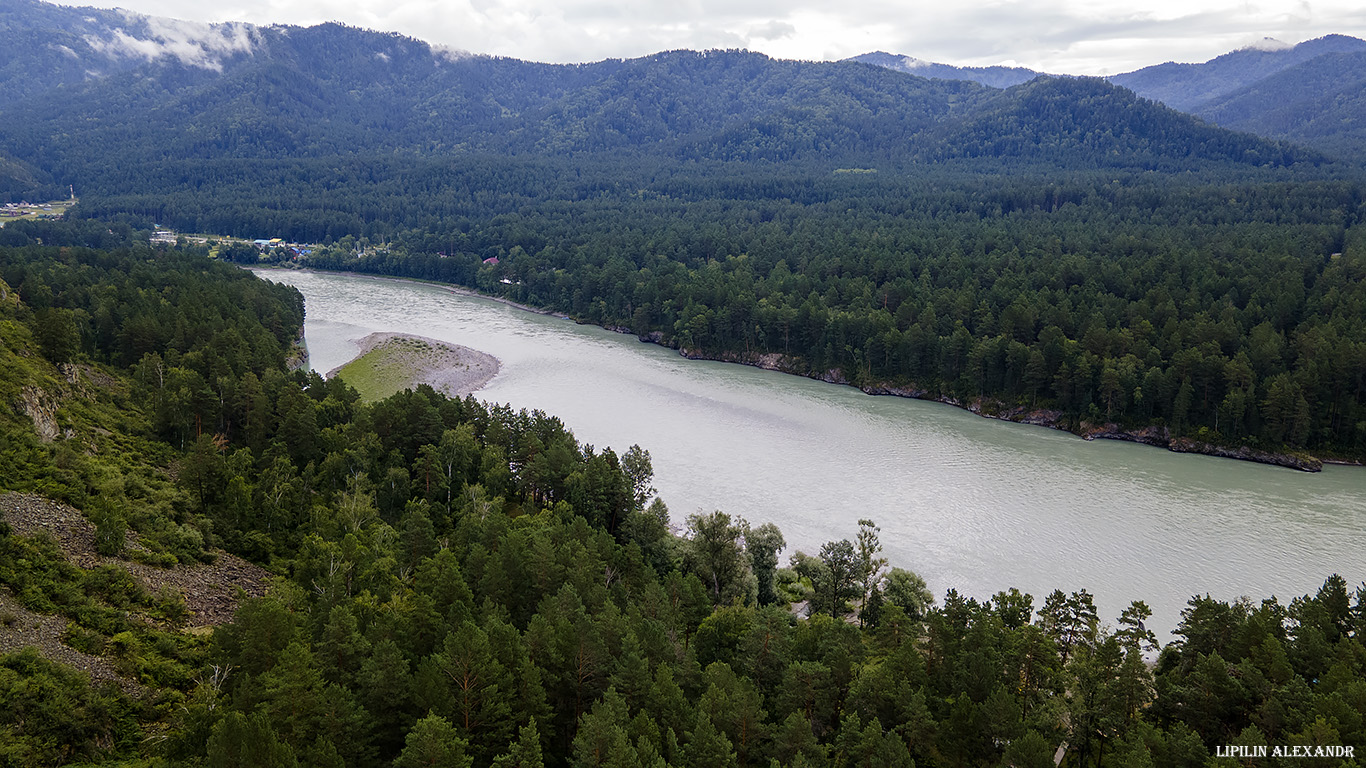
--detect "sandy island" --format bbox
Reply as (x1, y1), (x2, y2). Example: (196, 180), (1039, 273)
(326, 332), (500, 401)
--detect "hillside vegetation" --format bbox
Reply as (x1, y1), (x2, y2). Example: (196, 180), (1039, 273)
(2, 213), (1366, 768)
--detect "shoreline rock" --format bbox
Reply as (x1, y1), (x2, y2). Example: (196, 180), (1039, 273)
(674, 345), (1325, 472)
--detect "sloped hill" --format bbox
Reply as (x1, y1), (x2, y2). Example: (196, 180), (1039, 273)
(929, 76), (1308, 168)
(1194, 50), (1366, 160)
(1110, 34), (1366, 112)
(0, 23), (1311, 179)
(0, 0), (260, 109)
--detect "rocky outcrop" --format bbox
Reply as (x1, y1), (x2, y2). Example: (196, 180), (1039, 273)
(981, 407), (1322, 471)
(1167, 438), (1322, 472)
(678, 347), (814, 377)
(287, 330), (309, 371)
(18, 385), (63, 442)
(16, 365), (122, 444)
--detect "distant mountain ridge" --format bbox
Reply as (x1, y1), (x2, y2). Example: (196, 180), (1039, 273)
(853, 34), (1366, 161)
(0, 0), (1330, 202)
(1191, 49), (1366, 159)
(1108, 34), (1366, 112)
(1108, 35), (1366, 159)
(844, 52), (1044, 89)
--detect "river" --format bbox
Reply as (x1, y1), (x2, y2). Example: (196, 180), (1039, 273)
(254, 268), (1366, 638)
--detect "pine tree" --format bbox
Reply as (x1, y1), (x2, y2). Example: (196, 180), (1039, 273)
(206, 711), (298, 768)
(682, 708), (738, 768)
(493, 720), (546, 768)
(395, 714), (474, 768)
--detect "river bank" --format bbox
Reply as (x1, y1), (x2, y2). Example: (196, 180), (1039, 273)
(252, 264), (568, 319)
(252, 265), (1366, 635)
(255, 265), (1338, 472)
(327, 332), (500, 401)
(672, 345), (1326, 472)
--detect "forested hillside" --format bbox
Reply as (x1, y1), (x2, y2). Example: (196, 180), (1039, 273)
(3, 221), (1366, 768)
(0, 1), (1312, 197)
(1108, 35), (1366, 160)
(1193, 51), (1366, 161)
(1108, 35), (1366, 113)
(845, 52), (1042, 89)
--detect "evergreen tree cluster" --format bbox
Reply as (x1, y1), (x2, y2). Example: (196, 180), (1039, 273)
(294, 170), (1366, 459)
(2, 222), (1364, 768)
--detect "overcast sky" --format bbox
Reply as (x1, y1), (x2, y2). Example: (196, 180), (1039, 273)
(68, 0), (1366, 75)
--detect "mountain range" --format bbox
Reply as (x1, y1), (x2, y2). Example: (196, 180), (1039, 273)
(0, 0), (1359, 208)
(855, 35), (1366, 161)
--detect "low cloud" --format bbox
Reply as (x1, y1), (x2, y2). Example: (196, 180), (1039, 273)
(70, 0), (1366, 73)
(84, 12), (258, 71)
(1239, 36), (1291, 50)
(432, 43), (474, 63)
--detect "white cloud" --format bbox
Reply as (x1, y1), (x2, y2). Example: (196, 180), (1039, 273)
(63, 0), (1366, 74)
(432, 44), (475, 63)
(747, 20), (796, 41)
(83, 12), (258, 71)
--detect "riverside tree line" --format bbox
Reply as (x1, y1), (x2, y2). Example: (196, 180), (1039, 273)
(282, 169), (1366, 462)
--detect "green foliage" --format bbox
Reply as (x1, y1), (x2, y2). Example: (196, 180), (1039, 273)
(3, 224), (1365, 768)
(683, 510), (758, 605)
(395, 715), (473, 768)
(206, 711), (299, 768)
(0, 648), (142, 767)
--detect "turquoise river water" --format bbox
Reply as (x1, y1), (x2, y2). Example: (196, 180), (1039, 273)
(254, 268), (1366, 637)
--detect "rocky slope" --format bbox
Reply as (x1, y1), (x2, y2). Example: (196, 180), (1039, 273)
(0, 492), (270, 627)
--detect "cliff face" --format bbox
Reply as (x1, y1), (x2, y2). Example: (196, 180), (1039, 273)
(18, 384), (62, 442)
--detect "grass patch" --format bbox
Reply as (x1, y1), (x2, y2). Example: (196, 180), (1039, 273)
(332, 340), (432, 402)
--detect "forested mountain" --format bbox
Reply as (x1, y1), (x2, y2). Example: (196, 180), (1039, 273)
(1109, 35), (1366, 112)
(1192, 50), (1366, 160)
(851, 37), (1366, 161)
(0, 0), (1312, 193)
(1106, 35), (1366, 159)
(845, 52), (1043, 88)
(4, 219), (1366, 767)
(0, 0), (229, 108)
(4, 0), (1364, 177)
